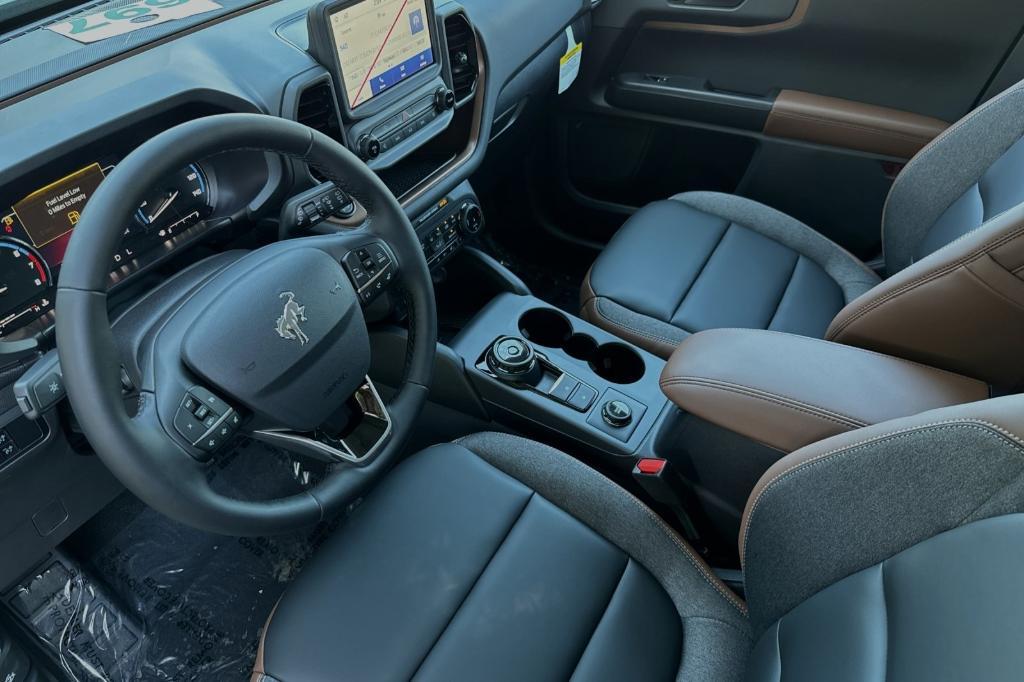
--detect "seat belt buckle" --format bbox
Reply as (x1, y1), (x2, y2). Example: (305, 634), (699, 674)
(632, 457), (704, 547)
(632, 458), (676, 505)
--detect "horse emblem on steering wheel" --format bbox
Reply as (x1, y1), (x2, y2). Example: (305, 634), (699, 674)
(275, 291), (309, 346)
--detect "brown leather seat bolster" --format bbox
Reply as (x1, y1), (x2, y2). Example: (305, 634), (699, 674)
(764, 90), (948, 159)
(827, 203), (1024, 388)
(660, 328), (989, 453)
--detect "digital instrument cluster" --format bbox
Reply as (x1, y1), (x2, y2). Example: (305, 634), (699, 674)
(0, 160), (213, 338)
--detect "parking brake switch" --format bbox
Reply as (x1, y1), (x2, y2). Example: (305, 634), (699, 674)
(14, 349), (65, 420)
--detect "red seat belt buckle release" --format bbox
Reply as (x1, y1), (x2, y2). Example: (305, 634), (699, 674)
(635, 458), (667, 475)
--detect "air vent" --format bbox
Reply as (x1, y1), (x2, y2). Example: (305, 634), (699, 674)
(444, 13), (478, 104)
(296, 80), (343, 142)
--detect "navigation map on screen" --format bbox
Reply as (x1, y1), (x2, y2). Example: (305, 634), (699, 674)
(331, 0), (434, 109)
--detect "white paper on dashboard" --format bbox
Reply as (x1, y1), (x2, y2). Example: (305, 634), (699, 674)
(46, 0), (222, 44)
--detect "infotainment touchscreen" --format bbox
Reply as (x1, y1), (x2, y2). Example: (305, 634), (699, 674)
(329, 0), (435, 109)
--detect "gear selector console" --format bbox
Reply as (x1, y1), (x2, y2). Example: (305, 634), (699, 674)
(480, 335), (597, 413)
(453, 294), (669, 457)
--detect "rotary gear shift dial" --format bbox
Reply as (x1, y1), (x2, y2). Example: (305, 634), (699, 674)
(486, 336), (543, 385)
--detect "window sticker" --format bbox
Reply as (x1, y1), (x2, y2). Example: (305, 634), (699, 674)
(45, 0), (222, 45)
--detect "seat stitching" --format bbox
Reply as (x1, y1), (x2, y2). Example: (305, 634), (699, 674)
(671, 221), (733, 321)
(829, 219), (1024, 339)
(567, 558), (631, 681)
(455, 436), (749, 616)
(765, 255), (802, 330)
(660, 377), (866, 428)
(775, 616), (783, 681)
(741, 420), (1024, 566)
(962, 261), (1024, 313)
(593, 298), (685, 345)
(408, 492), (535, 679)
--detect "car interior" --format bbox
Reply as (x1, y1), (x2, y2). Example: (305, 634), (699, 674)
(2, 0), (1024, 679)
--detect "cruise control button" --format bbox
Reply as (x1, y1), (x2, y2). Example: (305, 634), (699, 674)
(182, 395), (199, 414)
(174, 410), (206, 441)
(193, 404), (210, 421)
(189, 387), (230, 416)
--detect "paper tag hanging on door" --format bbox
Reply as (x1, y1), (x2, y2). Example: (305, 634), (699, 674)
(558, 26), (583, 94)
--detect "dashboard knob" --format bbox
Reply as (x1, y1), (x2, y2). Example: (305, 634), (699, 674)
(434, 87), (456, 112)
(358, 134), (381, 160)
(458, 202), (484, 235)
(486, 336), (543, 385)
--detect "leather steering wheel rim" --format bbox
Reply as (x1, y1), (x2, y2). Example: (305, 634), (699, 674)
(55, 113), (436, 536)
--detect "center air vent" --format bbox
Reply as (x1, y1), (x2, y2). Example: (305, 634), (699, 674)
(444, 13), (478, 105)
(296, 80), (343, 142)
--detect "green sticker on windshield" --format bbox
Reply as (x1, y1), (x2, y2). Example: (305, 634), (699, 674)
(46, 0), (222, 44)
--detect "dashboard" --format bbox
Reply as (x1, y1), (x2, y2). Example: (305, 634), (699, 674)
(0, 0), (589, 589)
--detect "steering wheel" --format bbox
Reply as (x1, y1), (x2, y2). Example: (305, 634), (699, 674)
(55, 113), (437, 536)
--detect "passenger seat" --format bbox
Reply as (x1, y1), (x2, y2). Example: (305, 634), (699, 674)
(582, 80), (1024, 388)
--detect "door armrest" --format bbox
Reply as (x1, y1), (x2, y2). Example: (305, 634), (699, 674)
(660, 329), (989, 452)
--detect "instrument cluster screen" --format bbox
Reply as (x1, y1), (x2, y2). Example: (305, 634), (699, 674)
(331, 0), (435, 109)
(0, 161), (213, 339)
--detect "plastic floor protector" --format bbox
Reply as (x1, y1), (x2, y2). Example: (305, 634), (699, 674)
(4, 438), (340, 681)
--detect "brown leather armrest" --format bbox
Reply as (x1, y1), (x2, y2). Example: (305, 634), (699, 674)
(659, 329), (989, 452)
(764, 90), (948, 159)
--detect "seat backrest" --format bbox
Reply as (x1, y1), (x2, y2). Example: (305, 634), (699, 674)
(883, 79), (1024, 272)
(825, 80), (1024, 389)
(740, 395), (1024, 680)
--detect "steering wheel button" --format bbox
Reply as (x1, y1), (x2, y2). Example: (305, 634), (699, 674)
(174, 410), (206, 441)
(182, 395), (199, 414)
(189, 387), (230, 416)
(193, 404), (210, 420)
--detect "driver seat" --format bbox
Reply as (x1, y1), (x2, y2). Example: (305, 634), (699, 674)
(252, 396), (1024, 681)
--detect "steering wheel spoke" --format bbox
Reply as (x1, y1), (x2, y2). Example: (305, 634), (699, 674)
(250, 377), (392, 465)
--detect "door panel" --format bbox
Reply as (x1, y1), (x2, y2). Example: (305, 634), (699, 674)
(546, 0), (1024, 258)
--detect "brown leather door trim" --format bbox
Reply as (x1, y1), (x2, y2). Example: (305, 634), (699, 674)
(642, 0), (810, 36)
(764, 90), (948, 159)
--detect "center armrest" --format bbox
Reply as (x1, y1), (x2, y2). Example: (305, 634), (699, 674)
(660, 329), (989, 452)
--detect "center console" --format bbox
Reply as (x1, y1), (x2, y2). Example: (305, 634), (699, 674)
(449, 294), (670, 458)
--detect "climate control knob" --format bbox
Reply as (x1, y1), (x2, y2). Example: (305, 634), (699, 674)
(459, 202), (484, 235)
(357, 134), (381, 160)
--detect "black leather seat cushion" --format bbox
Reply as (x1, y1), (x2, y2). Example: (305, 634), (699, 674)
(582, 193), (880, 357)
(258, 434), (751, 682)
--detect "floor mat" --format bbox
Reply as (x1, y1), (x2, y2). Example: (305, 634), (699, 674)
(5, 438), (339, 681)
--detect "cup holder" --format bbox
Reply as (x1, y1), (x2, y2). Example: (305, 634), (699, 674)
(518, 308), (573, 348)
(518, 308), (646, 384)
(563, 333), (598, 361)
(589, 343), (646, 384)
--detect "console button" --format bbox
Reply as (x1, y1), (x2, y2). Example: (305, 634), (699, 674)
(567, 383), (597, 411)
(548, 375), (579, 403)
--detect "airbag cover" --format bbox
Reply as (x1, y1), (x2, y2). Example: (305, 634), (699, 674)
(181, 248), (370, 431)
